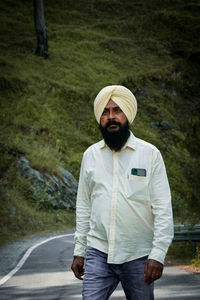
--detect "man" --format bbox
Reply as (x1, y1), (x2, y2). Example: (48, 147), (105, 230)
(71, 85), (174, 300)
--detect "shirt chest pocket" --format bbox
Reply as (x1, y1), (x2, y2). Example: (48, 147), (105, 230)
(125, 174), (150, 202)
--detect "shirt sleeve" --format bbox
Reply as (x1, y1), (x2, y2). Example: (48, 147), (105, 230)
(73, 152), (91, 258)
(148, 150), (174, 264)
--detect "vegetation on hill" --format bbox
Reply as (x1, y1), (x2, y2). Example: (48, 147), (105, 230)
(0, 0), (200, 248)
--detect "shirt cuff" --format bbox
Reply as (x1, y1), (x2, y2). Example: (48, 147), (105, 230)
(148, 247), (166, 265)
(74, 232), (87, 257)
(74, 242), (86, 258)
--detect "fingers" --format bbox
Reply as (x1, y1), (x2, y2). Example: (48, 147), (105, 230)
(72, 263), (84, 280)
(71, 256), (85, 280)
(73, 266), (84, 280)
(144, 259), (163, 284)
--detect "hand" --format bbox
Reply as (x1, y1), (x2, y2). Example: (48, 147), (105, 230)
(71, 256), (85, 280)
(144, 259), (163, 284)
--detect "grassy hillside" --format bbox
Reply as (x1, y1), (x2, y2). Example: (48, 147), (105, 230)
(0, 0), (200, 244)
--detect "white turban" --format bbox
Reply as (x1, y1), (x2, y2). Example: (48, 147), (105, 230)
(94, 85), (137, 124)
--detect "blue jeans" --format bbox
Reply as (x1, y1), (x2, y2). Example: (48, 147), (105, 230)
(82, 247), (154, 300)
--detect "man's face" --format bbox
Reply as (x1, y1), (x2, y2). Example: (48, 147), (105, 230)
(99, 99), (130, 152)
(100, 99), (127, 132)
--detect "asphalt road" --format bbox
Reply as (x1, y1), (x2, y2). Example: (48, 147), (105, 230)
(0, 233), (200, 300)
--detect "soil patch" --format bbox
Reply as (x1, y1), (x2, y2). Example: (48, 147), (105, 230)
(167, 260), (200, 274)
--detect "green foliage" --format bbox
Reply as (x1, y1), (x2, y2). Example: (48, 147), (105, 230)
(191, 246), (200, 268)
(168, 243), (200, 269)
(167, 242), (194, 262)
(0, 0), (200, 245)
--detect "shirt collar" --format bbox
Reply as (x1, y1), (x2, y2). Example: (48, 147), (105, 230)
(100, 131), (137, 151)
(124, 131), (137, 150)
(99, 139), (106, 149)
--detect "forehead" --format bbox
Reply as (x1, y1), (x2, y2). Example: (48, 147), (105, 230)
(105, 99), (119, 108)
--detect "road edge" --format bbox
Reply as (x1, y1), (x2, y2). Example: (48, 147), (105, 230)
(0, 232), (75, 286)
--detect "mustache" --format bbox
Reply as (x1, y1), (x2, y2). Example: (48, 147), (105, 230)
(105, 120), (121, 129)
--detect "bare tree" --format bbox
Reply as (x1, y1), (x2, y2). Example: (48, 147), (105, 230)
(33, 0), (48, 59)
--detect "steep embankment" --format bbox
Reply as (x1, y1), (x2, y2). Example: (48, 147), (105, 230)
(0, 0), (200, 244)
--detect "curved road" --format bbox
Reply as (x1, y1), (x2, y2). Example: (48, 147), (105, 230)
(0, 233), (200, 299)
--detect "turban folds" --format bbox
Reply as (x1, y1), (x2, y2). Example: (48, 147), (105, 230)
(94, 85), (137, 124)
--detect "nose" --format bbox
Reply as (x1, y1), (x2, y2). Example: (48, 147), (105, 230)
(108, 109), (115, 120)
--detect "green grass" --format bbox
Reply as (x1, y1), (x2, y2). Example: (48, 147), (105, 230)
(0, 0), (200, 249)
(167, 242), (200, 269)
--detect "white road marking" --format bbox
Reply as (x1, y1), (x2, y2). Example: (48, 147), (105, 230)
(0, 233), (74, 286)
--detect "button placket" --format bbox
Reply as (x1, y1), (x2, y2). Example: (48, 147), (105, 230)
(108, 152), (119, 262)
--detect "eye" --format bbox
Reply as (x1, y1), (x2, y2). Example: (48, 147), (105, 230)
(114, 107), (122, 113)
(102, 108), (109, 115)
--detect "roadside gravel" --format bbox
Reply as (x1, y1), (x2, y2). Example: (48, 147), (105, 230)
(167, 260), (200, 274)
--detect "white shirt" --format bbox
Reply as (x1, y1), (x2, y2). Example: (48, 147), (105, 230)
(74, 131), (174, 264)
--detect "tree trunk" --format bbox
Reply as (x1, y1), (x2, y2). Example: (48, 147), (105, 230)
(33, 0), (48, 59)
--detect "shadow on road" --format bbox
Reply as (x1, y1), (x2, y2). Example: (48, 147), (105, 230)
(0, 284), (82, 300)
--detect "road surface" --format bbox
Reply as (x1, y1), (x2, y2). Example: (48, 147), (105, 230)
(0, 233), (200, 299)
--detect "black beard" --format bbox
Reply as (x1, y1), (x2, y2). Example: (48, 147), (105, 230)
(99, 120), (130, 152)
